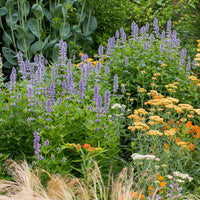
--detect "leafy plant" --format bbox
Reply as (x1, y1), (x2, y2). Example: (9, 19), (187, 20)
(0, 0), (97, 80)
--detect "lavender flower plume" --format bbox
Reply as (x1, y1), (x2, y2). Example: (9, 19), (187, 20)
(33, 131), (41, 155)
(59, 40), (67, 67)
(50, 83), (55, 99)
(143, 41), (147, 51)
(51, 67), (56, 83)
(67, 73), (73, 94)
(44, 140), (49, 146)
(93, 84), (99, 102)
(20, 61), (27, 79)
(79, 80), (84, 99)
(113, 74), (118, 93)
(115, 30), (119, 39)
(27, 84), (34, 101)
(104, 90), (110, 112)
(46, 99), (52, 112)
(62, 80), (67, 90)
(18, 51), (23, 68)
(98, 44), (103, 57)
(105, 65), (109, 76)
(97, 95), (102, 111)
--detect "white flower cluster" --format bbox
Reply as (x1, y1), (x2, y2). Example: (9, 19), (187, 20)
(131, 153), (158, 161)
(111, 103), (126, 109)
(173, 171), (193, 182)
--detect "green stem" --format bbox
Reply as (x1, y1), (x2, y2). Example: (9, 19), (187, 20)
(20, 0), (28, 59)
(74, 0), (86, 44)
(37, 19), (42, 53)
(61, 0), (70, 40)
(8, 9), (17, 52)
(17, 0), (22, 25)
(85, 9), (91, 34)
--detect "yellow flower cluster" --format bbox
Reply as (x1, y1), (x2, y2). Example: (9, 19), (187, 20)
(164, 128), (176, 136)
(138, 88), (147, 93)
(127, 114), (145, 121)
(134, 108), (148, 116)
(178, 104), (194, 111)
(161, 63), (167, 67)
(128, 122), (150, 131)
(165, 83), (178, 93)
(145, 97), (179, 106)
(195, 40), (200, 66)
(146, 130), (163, 136)
(188, 75), (200, 87)
(153, 73), (161, 76)
(149, 116), (164, 122)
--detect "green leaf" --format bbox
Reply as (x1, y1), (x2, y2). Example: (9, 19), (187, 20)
(52, 43), (60, 62)
(17, 38), (30, 53)
(5, 0), (14, 9)
(30, 41), (41, 54)
(29, 18), (39, 38)
(23, 1), (30, 17)
(2, 47), (17, 65)
(32, 4), (43, 19)
(43, 7), (53, 21)
(53, 4), (63, 18)
(3, 32), (12, 46)
(82, 16), (97, 35)
(72, 25), (83, 39)
(76, 10), (86, 23)
(3, 61), (13, 69)
(44, 38), (59, 51)
(16, 25), (28, 38)
(6, 12), (18, 29)
(0, 7), (8, 16)
(60, 22), (71, 40)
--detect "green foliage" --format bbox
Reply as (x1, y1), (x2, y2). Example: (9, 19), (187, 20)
(93, 0), (200, 56)
(104, 23), (200, 109)
(0, 0), (97, 80)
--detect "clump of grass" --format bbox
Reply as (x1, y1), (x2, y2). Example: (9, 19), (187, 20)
(0, 160), (199, 200)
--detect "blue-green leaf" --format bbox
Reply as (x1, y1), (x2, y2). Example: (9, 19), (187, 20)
(60, 22), (71, 40)
(2, 47), (17, 65)
(32, 4), (43, 19)
(82, 16), (97, 35)
(29, 18), (39, 38)
(0, 7), (8, 16)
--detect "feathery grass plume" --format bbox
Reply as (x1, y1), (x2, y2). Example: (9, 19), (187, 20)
(0, 160), (199, 200)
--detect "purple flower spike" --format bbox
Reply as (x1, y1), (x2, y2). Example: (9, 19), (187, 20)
(44, 140), (49, 146)
(97, 95), (102, 111)
(113, 74), (118, 93)
(104, 90), (110, 112)
(93, 84), (99, 102)
(98, 44), (103, 57)
(79, 80), (84, 99)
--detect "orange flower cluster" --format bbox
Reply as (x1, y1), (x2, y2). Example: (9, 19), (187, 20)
(66, 143), (102, 152)
(185, 121), (200, 139)
(121, 192), (145, 200)
(175, 138), (195, 151)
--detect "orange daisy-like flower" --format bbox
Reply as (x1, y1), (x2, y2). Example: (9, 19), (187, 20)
(158, 176), (164, 181)
(160, 181), (166, 188)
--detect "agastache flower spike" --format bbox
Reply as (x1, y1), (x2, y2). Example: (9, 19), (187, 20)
(67, 73), (73, 94)
(79, 80), (84, 99)
(104, 90), (110, 112)
(62, 80), (67, 90)
(50, 83), (55, 100)
(93, 84), (99, 102)
(113, 74), (118, 93)
(115, 30), (119, 39)
(51, 68), (56, 83)
(18, 51), (23, 69)
(97, 95), (102, 111)
(98, 44), (103, 57)
(27, 84), (34, 101)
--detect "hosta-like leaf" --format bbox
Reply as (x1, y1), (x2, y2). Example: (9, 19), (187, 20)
(72, 25), (83, 40)
(30, 41), (42, 54)
(17, 38), (30, 53)
(29, 18), (39, 38)
(5, 0), (14, 9)
(32, 4), (43, 19)
(60, 22), (71, 40)
(76, 10), (86, 23)
(0, 7), (8, 16)
(53, 4), (63, 18)
(3, 32), (12, 46)
(2, 47), (17, 65)
(23, 1), (30, 17)
(6, 12), (18, 29)
(43, 7), (53, 21)
(3, 61), (13, 69)
(83, 16), (97, 35)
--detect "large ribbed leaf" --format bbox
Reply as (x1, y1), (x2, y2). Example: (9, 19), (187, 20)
(60, 22), (71, 40)
(0, 7), (8, 16)
(29, 18), (39, 38)
(2, 47), (17, 65)
(32, 4), (43, 19)
(82, 16), (97, 35)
